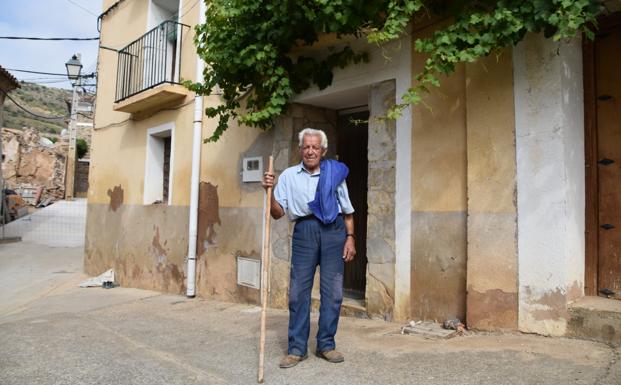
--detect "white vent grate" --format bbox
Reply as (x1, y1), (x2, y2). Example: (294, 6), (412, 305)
(237, 257), (261, 289)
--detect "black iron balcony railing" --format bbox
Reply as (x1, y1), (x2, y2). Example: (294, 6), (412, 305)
(115, 20), (190, 103)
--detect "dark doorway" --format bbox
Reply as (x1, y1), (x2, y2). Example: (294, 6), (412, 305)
(337, 109), (368, 300)
(163, 136), (172, 203)
(585, 14), (621, 300)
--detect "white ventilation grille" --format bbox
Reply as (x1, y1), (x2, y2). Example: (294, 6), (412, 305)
(237, 257), (261, 289)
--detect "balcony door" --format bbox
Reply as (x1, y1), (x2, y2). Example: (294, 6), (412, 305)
(144, 0), (180, 89)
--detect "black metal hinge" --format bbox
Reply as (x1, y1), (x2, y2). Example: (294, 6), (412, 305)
(599, 288), (615, 297)
(601, 224), (615, 230)
(598, 158), (615, 166)
(598, 94), (613, 101)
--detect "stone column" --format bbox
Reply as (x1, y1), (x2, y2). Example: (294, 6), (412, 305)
(366, 80), (397, 320)
(268, 114), (295, 309)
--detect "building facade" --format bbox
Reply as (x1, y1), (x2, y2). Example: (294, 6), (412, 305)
(88, 0), (621, 339)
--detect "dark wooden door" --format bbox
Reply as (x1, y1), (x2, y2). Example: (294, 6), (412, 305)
(595, 21), (621, 299)
(337, 110), (368, 299)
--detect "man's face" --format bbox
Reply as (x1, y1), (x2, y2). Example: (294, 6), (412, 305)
(300, 134), (325, 171)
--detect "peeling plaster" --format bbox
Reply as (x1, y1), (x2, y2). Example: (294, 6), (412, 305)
(151, 226), (167, 263)
(156, 262), (186, 293)
(522, 281), (583, 322)
(197, 182), (221, 255)
(107, 185), (124, 212)
(467, 288), (518, 330)
(514, 34), (585, 336)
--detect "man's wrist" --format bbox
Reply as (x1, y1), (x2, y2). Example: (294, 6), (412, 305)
(346, 233), (355, 239)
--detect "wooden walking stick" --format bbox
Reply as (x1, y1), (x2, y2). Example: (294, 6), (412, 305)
(258, 155), (274, 384)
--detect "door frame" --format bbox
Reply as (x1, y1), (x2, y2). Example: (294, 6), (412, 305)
(583, 13), (621, 296)
(337, 107), (369, 299)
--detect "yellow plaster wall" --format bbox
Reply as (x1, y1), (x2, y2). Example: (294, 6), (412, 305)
(89, 98), (197, 205)
(409, 22), (468, 321)
(410, 25), (467, 213)
(199, 99), (266, 209)
(466, 51), (517, 215)
(96, 0), (150, 129)
(91, 0), (201, 206)
(410, 67), (467, 212)
(465, 49), (518, 330)
(409, 21), (517, 325)
(92, 0), (267, 209)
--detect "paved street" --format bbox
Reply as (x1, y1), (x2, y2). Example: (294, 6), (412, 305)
(1, 241), (620, 385)
(1, 199), (87, 247)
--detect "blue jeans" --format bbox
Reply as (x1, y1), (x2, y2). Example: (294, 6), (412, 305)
(288, 215), (345, 356)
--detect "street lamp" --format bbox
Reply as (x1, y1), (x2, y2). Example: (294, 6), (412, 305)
(64, 54), (82, 200)
(65, 54), (82, 84)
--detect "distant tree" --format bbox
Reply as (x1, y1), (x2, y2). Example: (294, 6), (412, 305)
(76, 138), (88, 159)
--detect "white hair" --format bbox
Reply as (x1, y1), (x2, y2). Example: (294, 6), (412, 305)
(298, 128), (328, 149)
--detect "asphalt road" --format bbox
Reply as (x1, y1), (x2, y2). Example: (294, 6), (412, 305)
(1, 241), (619, 385)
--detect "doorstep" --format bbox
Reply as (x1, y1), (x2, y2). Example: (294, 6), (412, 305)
(311, 295), (368, 318)
(567, 296), (621, 346)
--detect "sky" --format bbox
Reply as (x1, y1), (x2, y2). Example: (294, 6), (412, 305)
(0, 0), (102, 89)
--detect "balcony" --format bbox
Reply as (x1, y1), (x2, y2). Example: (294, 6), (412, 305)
(114, 20), (190, 114)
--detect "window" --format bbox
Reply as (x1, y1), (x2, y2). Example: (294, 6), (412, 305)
(144, 123), (174, 205)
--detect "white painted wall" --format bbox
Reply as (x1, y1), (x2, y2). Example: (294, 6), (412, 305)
(513, 34), (585, 336)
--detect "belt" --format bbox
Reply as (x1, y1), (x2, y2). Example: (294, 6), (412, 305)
(295, 214), (316, 223)
(295, 213), (342, 223)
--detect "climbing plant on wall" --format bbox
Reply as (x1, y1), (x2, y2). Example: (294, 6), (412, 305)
(185, 0), (601, 142)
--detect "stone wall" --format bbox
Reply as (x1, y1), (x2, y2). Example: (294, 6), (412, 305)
(366, 80), (397, 320)
(1, 128), (67, 201)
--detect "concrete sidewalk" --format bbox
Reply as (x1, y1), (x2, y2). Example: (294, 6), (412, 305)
(1, 242), (620, 385)
(1, 199), (87, 247)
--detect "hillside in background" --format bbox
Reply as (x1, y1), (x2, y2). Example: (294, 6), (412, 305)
(3, 82), (72, 135)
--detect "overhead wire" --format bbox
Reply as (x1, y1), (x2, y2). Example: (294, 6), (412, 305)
(180, 0), (199, 19)
(29, 79), (71, 84)
(65, 0), (98, 17)
(95, 99), (195, 130)
(0, 88), (67, 120)
(0, 36), (99, 41)
(20, 77), (68, 81)
(1, 87), (95, 120)
(7, 68), (96, 78)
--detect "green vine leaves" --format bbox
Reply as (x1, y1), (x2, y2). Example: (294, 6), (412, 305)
(185, 0), (600, 142)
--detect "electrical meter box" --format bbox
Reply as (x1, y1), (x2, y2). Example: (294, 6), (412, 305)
(242, 156), (263, 182)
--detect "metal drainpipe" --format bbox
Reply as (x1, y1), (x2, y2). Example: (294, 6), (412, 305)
(186, 0), (206, 298)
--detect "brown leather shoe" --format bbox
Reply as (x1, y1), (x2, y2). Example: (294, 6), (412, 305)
(315, 350), (345, 363)
(279, 354), (308, 368)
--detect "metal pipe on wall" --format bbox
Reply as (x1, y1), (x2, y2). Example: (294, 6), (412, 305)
(186, 0), (205, 298)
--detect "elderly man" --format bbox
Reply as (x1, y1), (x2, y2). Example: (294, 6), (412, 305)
(262, 128), (356, 368)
